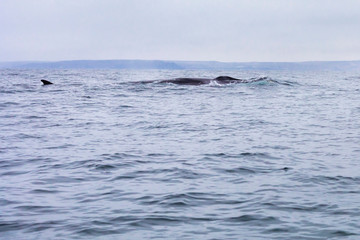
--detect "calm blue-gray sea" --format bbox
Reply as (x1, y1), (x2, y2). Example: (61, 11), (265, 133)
(0, 69), (359, 240)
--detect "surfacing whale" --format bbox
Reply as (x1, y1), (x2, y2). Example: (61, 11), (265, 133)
(41, 79), (53, 85)
(138, 76), (269, 85)
(40, 75), (281, 86)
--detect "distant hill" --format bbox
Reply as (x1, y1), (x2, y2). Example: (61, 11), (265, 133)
(1, 59), (360, 71)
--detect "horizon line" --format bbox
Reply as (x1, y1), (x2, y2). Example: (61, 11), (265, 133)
(1, 59), (360, 64)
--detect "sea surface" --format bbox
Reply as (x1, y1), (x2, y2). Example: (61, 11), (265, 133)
(0, 69), (359, 240)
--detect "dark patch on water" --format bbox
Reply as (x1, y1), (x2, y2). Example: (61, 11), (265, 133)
(225, 214), (280, 225)
(30, 189), (61, 194)
(0, 221), (27, 232)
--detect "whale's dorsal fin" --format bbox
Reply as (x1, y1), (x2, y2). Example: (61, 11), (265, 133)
(41, 79), (53, 85)
(214, 76), (239, 81)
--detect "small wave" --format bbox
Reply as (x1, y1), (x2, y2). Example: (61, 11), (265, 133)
(263, 202), (334, 213)
(167, 168), (202, 179)
(222, 167), (257, 174)
(247, 77), (294, 86)
(45, 144), (75, 149)
(264, 227), (292, 233)
(30, 189), (60, 194)
(15, 205), (55, 213)
(137, 192), (245, 208)
(0, 198), (19, 206)
(68, 158), (133, 172)
(109, 215), (214, 228)
(40, 176), (86, 184)
(101, 152), (139, 160)
(0, 101), (20, 107)
(137, 193), (207, 207)
(0, 90), (17, 94)
(117, 104), (134, 108)
(297, 174), (360, 186)
(225, 214), (280, 224)
(224, 214), (282, 226)
(13, 133), (42, 139)
(76, 228), (122, 236)
(23, 115), (47, 119)
(111, 175), (137, 181)
(93, 164), (117, 170)
(113, 167), (202, 182)
(329, 230), (359, 237)
(1, 170), (30, 176)
(203, 152), (278, 160)
(208, 80), (223, 86)
(0, 221), (27, 232)
(218, 166), (290, 175)
(21, 220), (64, 234)
(129, 216), (183, 227)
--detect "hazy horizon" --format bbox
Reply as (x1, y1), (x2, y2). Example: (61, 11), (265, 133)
(1, 58), (360, 64)
(1, 0), (360, 62)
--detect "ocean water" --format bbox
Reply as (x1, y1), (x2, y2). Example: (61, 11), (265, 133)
(0, 69), (359, 240)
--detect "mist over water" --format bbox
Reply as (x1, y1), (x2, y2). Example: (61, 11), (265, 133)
(1, 69), (359, 239)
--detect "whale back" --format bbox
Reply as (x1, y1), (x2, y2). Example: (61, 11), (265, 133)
(214, 76), (239, 81)
(160, 78), (211, 85)
(214, 76), (244, 83)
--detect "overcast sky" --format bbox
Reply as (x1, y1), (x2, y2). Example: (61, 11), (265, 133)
(1, 0), (360, 62)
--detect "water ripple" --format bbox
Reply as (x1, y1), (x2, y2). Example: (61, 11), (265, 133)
(1, 69), (360, 239)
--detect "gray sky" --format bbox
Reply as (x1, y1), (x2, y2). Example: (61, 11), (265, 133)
(1, 0), (360, 62)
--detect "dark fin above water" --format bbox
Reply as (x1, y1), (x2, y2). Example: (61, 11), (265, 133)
(41, 79), (53, 85)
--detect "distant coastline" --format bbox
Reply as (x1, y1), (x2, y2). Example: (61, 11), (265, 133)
(1, 59), (360, 71)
